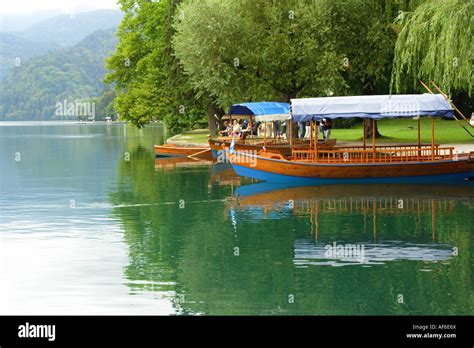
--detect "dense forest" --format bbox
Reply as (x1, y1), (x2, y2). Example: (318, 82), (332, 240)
(0, 29), (118, 120)
(105, 0), (472, 134)
(0, 33), (58, 79)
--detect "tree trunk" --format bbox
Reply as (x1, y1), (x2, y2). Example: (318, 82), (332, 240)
(364, 119), (382, 139)
(207, 104), (218, 136)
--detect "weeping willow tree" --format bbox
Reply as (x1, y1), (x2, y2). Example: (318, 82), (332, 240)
(391, 0), (473, 96)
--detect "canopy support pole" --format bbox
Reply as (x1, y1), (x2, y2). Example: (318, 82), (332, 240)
(289, 114), (293, 147)
(363, 118), (367, 161)
(315, 120), (319, 162)
(372, 119), (376, 160)
(363, 118), (366, 149)
(417, 115), (421, 161)
(249, 115), (253, 140)
(309, 121), (313, 153)
(431, 116), (435, 160)
(264, 122), (267, 147)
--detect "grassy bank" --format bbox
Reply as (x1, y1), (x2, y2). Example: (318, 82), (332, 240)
(170, 119), (473, 145)
(166, 129), (210, 145)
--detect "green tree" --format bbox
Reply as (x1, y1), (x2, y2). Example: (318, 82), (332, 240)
(391, 0), (473, 96)
(105, 0), (212, 133)
(173, 0), (345, 107)
(172, 0), (418, 136)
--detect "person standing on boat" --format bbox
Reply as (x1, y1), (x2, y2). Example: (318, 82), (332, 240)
(305, 121), (311, 139)
(320, 118), (333, 140)
(281, 121), (287, 139)
(298, 121), (306, 139)
(273, 121), (279, 138)
(252, 121), (260, 136)
(240, 119), (249, 140)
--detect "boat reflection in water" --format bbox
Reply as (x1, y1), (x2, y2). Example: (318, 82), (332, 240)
(154, 156), (214, 170)
(227, 180), (474, 267)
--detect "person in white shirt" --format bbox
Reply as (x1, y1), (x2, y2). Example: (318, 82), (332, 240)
(232, 120), (241, 136)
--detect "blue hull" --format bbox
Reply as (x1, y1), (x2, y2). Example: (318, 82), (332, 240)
(232, 164), (474, 184)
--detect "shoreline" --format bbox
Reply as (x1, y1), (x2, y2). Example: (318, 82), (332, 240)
(165, 129), (210, 147)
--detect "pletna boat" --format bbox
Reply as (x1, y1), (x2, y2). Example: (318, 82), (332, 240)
(208, 102), (335, 158)
(227, 94), (474, 183)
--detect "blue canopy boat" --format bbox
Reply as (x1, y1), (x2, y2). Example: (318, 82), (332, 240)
(208, 101), (307, 158)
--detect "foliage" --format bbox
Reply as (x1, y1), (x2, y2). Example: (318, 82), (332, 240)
(89, 88), (117, 120)
(105, 0), (422, 132)
(0, 33), (58, 79)
(105, 0), (210, 132)
(170, 0), (424, 135)
(172, 0), (409, 109)
(391, 0), (473, 96)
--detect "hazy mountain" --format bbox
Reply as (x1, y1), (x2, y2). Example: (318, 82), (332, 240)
(0, 28), (118, 121)
(0, 33), (58, 79)
(21, 9), (123, 47)
(0, 10), (63, 32)
(0, 9), (123, 80)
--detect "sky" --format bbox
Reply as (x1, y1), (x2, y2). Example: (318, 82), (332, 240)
(0, 0), (120, 14)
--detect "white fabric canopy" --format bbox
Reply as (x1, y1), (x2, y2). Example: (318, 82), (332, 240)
(254, 114), (291, 122)
(291, 94), (453, 121)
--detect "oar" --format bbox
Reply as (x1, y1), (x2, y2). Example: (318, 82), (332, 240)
(420, 80), (474, 138)
(420, 80), (434, 94)
(188, 148), (211, 159)
(430, 80), (473, 128)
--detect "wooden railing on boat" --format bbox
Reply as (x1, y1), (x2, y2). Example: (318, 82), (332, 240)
(216, 136), (312, 147)
(292, 144), (454, 163)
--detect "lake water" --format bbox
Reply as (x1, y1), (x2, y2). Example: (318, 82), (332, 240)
(0, 122), (473, 315)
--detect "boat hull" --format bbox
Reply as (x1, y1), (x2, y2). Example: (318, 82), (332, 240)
(229, 151), (474, 183)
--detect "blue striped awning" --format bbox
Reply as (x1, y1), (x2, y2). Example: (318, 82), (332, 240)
(229, 102), (290, 121)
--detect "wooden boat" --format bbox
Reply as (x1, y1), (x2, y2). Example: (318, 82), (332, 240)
(209, 101), (336, 158)
(228, 94), (474, 183)
(154, 143), (213, 160)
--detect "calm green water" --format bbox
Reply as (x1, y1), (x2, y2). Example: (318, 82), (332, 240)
(0, 122), (473, 315)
